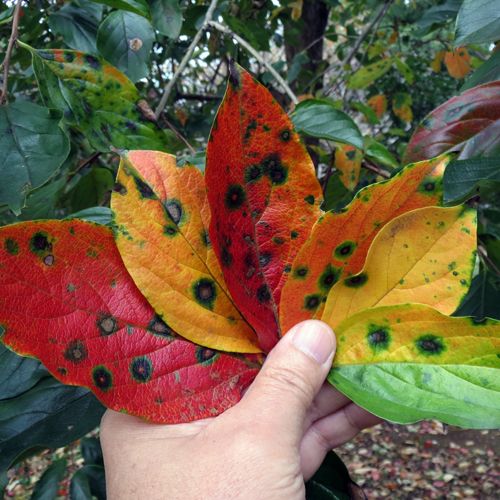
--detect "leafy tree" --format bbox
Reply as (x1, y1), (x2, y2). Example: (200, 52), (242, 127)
(1, 0), (499, 497)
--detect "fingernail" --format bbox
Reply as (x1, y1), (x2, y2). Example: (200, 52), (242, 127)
(291, 321), (335, 365)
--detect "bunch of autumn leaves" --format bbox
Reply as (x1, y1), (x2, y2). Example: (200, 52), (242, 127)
(0, 66), (499, 427)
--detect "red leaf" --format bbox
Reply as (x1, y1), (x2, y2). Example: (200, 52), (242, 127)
(0, 220), (261, 423)
(404, 81), (500, 164)
(206, 63), (322, 352)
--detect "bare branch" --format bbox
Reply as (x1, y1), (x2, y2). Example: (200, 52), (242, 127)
(323, 0), (394, 96)
(154, 0), (219, 119)
(208, 21), (298, 105)
(362, 159), (391, 179)
(0, 0), (23, 105)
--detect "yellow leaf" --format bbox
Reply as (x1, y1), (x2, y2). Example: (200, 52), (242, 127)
(431, 50), (445, 73)
(367, 94), (387, 119)
(332, 304), (500, 368)
(322, 206), (477, 329)
(290, 0), (303, 21)
(444, 47), (472, 79)
(335, 144), (363, 191)
(388, 30), (398, 45)
(111, 150), (261, 353)
(392, 93), (413, 123)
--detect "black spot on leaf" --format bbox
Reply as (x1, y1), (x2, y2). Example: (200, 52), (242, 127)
(133, 176), (156, 199)
(130, 356), (153, 383)
(318, 265), (340, 291)
(262, 154), (288, 185)
(193, 278), (217, 309)
(245, 164), (263, 183)
(416, 334), (445, 356)
(334, 240), (357, 259)
(30, 232), (52, 254)
(92, 366), (113, 391)
(304, 294), (321, 310)
(64, 340), (88, 363)
(294, 266), (309, 278)
(196, 347), (219, 365)
(344, 273), (368, 288)
(367, 326), (391, 352)
(97, 314), (118, 336)
(165, 199), (183, 224)
(304, 195), (315, 205)
(257, 284), (271, 303)
(4, 238), (19, 255)
(225, 184), (246, 210)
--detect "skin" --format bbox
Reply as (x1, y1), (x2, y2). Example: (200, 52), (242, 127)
(101, 320), (381, 499)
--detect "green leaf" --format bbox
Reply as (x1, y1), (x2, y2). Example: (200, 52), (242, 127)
(0, 377), (105, 474)
(70, 468), (93, 500)
(416, 0), (462, 31)
(48, 0), (102, 53)
(68, 167), (114, 212)
(443, 157), (500, 203)
(0, 101), (70, 215)
(322, 174), (354, 212)
(21, 44), (175, 152)
(347, 58), (393, 90)
(454, 269), (500, 321)
(292, 99), (364, 149)
(351, 101), (379, 125)
(91, 0), (150, 18)
(305, 451), (359, 500)
(81, 437), (104, 466)
(75, 465), (106, 499)
(96, 10), (155, 82)
(31, 459), (67, 500)
(455, 0), (500, 46)
(66, 206), (113, 225)
(0, 345), (47, 400)
(150, 0), (183, 38)
(462, 51), (500, 91)
(330, 362), (500, 428)
(394, 57), (414, 84)
(364, 137), (399, 169)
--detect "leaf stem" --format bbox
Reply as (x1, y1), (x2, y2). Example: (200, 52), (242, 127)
(0, 0), (23, 105)
(154, 0), (219, 119)
(208, 21), (298, 104)
(362, 159), (391, 179)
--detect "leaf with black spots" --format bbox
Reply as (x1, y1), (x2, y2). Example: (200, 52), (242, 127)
(20, 43), (176, 153)
(280, 155), (450, 332)
(0, 220), (261, 423)
(111, 150), (260, 353)
(322, 206), (477, 329)
(329, 304), (500, 428)
(206, 64), (323, 352)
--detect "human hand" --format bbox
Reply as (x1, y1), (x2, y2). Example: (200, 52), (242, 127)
(101, 320), (381, 499)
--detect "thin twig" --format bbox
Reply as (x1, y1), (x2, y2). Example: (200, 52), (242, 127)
(154, 0), (219, 119)
(362, 160), (391, 179)
(160, 115), (196, 155)
(478, 243), (500, 277)
(0, 0), (23, 105)
(176, 92), (220, 101)
(323, 0), (394, 96)
(208, 20), (298, 104)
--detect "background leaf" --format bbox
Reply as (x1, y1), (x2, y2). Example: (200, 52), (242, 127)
(443, 157), (500, 203)
(150, 0), (183, 38)
(91, 0), (150, 18)
(348, 59), (393, 90)
(292, 99), (364, 149)
(31, 459), (67, 500)
(455, 0), (500, 45)
(0, 101), (70, 215)
(96, 10), (155, 82)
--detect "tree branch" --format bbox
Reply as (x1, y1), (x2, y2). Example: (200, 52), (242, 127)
(0, 0), (23, 105)
(208, 20), (298, 104)
(324, 0), (394, 96)
(154, 0), (219, 119)
(362, 159), (391, 179)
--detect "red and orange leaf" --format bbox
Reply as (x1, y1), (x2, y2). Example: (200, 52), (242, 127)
(367, 94), (387, 119)
(206, 63), (322, 352)
(111, 151), (260, 354)
(335, 144), (363, 191)
(279, 154), (450, 333)
(404, 81), (500, 163)
(444, 47), (472, 79)
(322, 206), (477, 329)
(0, 220), (262, 423)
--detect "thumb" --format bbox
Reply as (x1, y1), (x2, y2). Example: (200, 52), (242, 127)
(239, 320), (335, 442)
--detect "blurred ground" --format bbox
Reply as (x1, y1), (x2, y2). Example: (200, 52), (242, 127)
(4, 422), (499, 499)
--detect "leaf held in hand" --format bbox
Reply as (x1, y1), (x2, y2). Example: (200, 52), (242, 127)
(322, 206), (477, 329)
(280, 155), (450, 332)
(0, 220), (261, 423)
(205, 64), (322, 352)
(111, 151), (260, 353)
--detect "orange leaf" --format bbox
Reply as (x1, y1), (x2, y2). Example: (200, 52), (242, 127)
(367, 94), (387, 119)
(335, 144), (363, 191)
(444, 47), (472, 79)
(111, 150), (260, 353)
(279, 154), (450, 332)
(431, 50), (445, 73)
